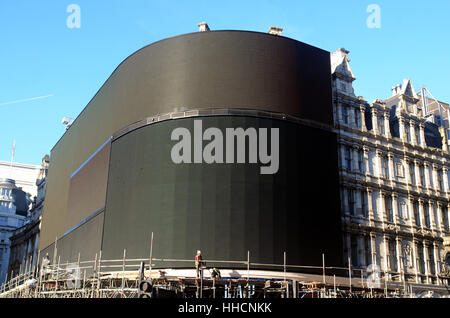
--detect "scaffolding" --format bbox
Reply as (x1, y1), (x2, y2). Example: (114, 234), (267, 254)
(1, 234), (448, 298)
(1, 252), (426, 298)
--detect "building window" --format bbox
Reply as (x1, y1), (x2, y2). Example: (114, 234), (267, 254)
(358, 149), (364, 172)
(381, 156), (389, 178)
(428, 248), (435, 275)
(361, 191), (368, 217)
(351, 236), (359, 267)
(345, 146), (352, 171)
(342, 106), (349, 124)
(405, 124), (411, 143)
(438, 170), (444, 191)
(348, 189), (355, 216)
(409, 163), (416, 185)
(414, 202), (421, 227)
(433, 203), (439, 229)
(354, 108), (360, 127)
(420, 165), (425, 186)
(365, 237), (372, 266)
(385, 195), (393, 222)
(418, 244), (425, 275)
(442, 206), (449, 232)
(389, 240), (398, 272)
(428, 166), (434, 188)
(424, 204), (431, 228)
(415, 126), (421, 145)
(378, 116), (385, 135)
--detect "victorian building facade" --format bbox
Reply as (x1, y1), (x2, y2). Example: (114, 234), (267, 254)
(7, 155), (49, 279)
(0, 179), (31, 285)
(332, 48), (450, 295)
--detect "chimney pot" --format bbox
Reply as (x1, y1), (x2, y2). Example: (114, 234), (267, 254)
(198, 22), (210, 32)
(268, 26), (283, 36)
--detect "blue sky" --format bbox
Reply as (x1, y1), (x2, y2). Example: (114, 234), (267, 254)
(0, 0), (449, 165)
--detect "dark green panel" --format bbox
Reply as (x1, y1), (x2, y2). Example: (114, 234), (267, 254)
(102, 116), (343, 269)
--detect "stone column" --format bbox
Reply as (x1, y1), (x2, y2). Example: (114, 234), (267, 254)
(436, 203), (444, 232)
(367, 189), (374, 220)
(392, 194), (399, 224)
(418, 199), (426, 229)
(352, 146), (359, 172)
(424, 162), (431, 189)
(383, 235), (390, 274)
(433, 242), (441, 285)
(360, 106), (367, 132)
(408, 197), (415, 227)
(429, 200), (437, 231)
(370, 233), (377, 266)
(384, 112), (391, 138)
(412, 239), (420, 283)
(410, 120), (417, 146)
(423, 242), (430, 284)
(363, 146), (370, 175)
(419, 123), (426, 147)
(396, 237), (404, 281)
(379, 191), (388, 222)
(376, 150), (383, 178)
(371, 108), (378, 136)
(388, 153), (395, 182)
(414, 160), (422, 187)
(398, 116), (406, 141)
(443, 167), (449, 193)
(432, 164), (439, 191)
(404, 158), (411, 185)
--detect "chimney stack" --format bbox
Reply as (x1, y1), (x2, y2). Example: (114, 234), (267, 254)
(198, 22), (210, 32)
(268, 26), (283, 36)
(391, 84), (401, 96)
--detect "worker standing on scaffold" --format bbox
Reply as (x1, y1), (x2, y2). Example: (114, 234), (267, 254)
(195, 250), (203, 278)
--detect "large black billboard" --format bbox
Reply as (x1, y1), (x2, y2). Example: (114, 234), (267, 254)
(102, 115), (343, 268)
(40, 30), (333, 250)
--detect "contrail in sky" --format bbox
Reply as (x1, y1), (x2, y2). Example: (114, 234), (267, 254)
(0, 94), (53, 106)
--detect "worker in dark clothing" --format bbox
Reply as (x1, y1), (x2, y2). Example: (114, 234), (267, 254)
(210, 267), (221, 280)
(195, 250), (203, 278)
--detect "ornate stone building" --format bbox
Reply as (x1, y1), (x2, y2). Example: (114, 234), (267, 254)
(0, 179), (30, 284)
(7, 155), (49, 279)
(332, 48), (450, 295)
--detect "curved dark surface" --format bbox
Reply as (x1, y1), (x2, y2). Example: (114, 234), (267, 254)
(101, 116), (343, 268)
(41, 30), (333, 251)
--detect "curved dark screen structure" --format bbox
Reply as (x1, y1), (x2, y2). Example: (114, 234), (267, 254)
(40, 30), (343, 269)
(102, 116), (342, 267)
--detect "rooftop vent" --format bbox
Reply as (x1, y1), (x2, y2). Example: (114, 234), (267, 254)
(268, 26), (283, 36)
(198, 22), (210, 32)
(61, 117), (74, 130)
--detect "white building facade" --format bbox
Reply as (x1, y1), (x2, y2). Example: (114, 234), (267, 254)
(0, 161), (40, 198)
(0, 179), (30, 284)
(8, 155), (49, 278)
(332, 48), (450, 296)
